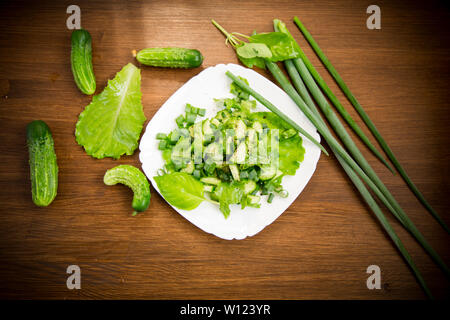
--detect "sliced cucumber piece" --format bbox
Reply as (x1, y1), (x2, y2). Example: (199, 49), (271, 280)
(201, 177), (221, 185)
(225, 135), (235, 158)
(202, 119), (213, 136)
(252, 121), (263, 133)
(242, 180), (257, 194)
(229, 142), (246, 164)
(229, 164), (240, 181)
(246, 194), (260, 206)
(235, 119), (246, 140)
(204, 142), (222, 164)
(259, 164), (277, 180)
(246, 128), (258, 165)
(211, 118), (221, 127)
(180, 162), (194, 174)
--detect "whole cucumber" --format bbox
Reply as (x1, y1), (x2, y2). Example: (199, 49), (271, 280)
(104, 165), (151, 215)
(27, 120), (58, 206)
(136, 47), (203, 68)
(71, 29), (96, 95)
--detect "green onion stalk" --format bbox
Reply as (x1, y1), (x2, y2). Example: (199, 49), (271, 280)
(287, 61), (432, 297)
(270, 20), (434, 296)
(269, 19), (449, 279)
(292, 16), (448, 233)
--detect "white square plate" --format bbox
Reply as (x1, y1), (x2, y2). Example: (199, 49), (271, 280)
(139, 63), (321, 240)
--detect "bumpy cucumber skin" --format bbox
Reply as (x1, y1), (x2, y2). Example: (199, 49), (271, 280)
(136, 48), (203, 68)
(104, 165), (151, 213)
(27, 120), (58, 207)
(71, 29), (96, 95)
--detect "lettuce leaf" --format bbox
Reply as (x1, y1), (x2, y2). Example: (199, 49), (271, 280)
(249, 112), (305, 175)
(278, 134), (305, 175)
(75, 63), (146, 159)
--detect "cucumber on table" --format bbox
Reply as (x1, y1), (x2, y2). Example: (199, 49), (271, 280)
(136, 48), (203, 68)
(27, 120), (58, 206)
(104, 165), (151, 215)
(71, 29), (96, 95)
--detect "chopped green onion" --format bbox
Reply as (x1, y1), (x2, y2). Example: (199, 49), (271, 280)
(169, 130), (181, 144)
(175, 115), (185, 127)
(195, 163), (204, 170)
(185, 104), (193, 114)
(248, 169), (258, 181)
(204, 161), (216, 175)
(192, 169), (201, 179)
(267, 193), (274, 203)
(179, 128), (190, 137)
(239, 171), (249, 180)
(197, 108), (206, 116)
(156, 133), (167, 140)
(173, 161), (185, 171)
(158, 140), (168, 150)
(186, 112), (197, 125)
(278, 190), (288, 198)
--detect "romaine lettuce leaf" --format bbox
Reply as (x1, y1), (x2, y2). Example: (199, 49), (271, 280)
(278, 134), (305, 175)
(75, 63), (146, 159)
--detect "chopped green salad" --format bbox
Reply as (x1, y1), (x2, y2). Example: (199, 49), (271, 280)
(154, 77), (305, 218)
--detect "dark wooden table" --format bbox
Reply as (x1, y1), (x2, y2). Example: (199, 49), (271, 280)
(0, 0), (448, 299)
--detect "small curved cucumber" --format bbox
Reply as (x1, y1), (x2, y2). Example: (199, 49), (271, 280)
(104, 165), (151, 215)
(27, 120), (58, 206)
(136, 47), (203, 68)
(71, 29), (96, 95)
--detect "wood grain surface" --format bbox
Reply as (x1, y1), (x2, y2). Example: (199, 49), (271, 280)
(0, 0), (449, 299)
